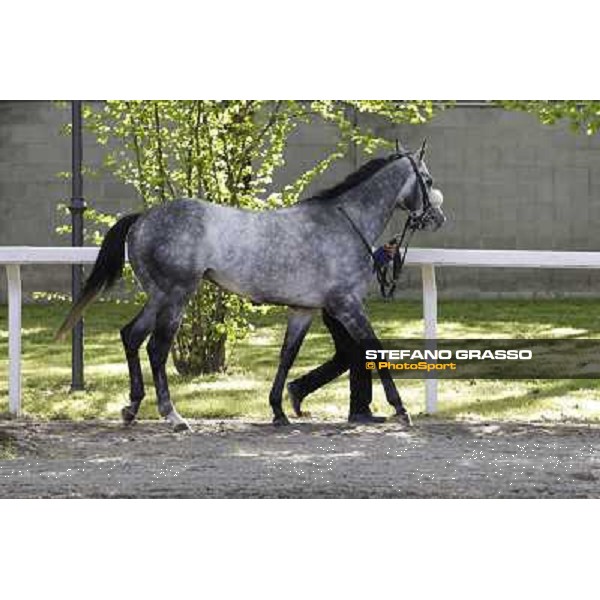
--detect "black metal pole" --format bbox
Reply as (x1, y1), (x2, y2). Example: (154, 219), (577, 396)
(70, 100), (86, 391)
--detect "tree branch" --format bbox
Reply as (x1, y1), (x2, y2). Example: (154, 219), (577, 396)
(153, 103), (177, 201)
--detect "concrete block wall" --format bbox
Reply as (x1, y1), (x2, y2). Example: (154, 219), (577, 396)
(0, 101), (139, 302)
(368, 106), (600, 298)
(1, 101), (600, 302)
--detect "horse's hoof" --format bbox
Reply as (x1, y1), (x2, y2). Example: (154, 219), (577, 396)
(287, 383), (304, 417)
(273, 414), (290, 427)
(393, 411), (413, 427)
(121, 406), (137, 426)
(173, 421), (192, 433)
(165, 409), (191, 432)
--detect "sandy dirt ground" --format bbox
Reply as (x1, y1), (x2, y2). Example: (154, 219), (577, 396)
(1, 418), (600, 498)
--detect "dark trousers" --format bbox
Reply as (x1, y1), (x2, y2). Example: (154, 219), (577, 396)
(289, 309), (372, 415)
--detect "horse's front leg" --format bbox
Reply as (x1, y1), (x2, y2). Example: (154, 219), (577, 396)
(325, 294), (411, 426)
(269, 308), (314, 426)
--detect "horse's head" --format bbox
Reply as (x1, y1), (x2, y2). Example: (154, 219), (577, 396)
(395, 140), (446, 232)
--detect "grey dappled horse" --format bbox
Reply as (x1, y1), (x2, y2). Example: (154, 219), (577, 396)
(57, 145), (445, 431)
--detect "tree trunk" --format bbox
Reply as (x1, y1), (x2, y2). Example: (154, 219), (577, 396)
(171, 283), (228, 375)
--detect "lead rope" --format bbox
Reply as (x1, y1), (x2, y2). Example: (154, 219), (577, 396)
(383, 218), (415, 298)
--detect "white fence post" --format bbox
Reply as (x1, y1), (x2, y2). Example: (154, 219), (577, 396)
(6, 265), (22, 417)
(421, 264), (438, 413)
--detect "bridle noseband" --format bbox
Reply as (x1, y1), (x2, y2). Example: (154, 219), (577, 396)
(338, 151), (434, 298)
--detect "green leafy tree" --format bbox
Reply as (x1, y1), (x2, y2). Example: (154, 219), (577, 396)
(82, 100), (436, 375)
(499, 101), (600, 135)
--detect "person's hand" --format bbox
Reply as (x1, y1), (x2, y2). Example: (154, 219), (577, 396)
(383, 243), (398, 258)
(373, 243), (398, 266)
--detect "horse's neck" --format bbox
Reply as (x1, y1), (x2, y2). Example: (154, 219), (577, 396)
(343, 165), (404, 244)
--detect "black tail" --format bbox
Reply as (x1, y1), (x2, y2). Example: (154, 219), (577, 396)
(55, 213), (141, 340)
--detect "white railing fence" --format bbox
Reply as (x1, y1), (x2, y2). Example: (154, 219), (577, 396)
(3, 247), (600, 417)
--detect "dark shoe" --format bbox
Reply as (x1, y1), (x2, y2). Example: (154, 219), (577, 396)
(348, 411), (387, 424)
(287, 382), (305, 417)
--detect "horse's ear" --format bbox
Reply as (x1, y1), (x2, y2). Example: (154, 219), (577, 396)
(418, 138), (427, 162)
(395, 139), (406, 154)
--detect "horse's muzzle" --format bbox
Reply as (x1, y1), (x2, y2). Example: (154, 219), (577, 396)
(428, 208), (446, 231)
(420, 188), (446, 231)
(416, 206), (446, 232)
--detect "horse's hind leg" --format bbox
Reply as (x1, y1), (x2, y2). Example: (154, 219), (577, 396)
(325, 295), (411, 426)
(147, 288), (192, 432)
(120, 302), (159, 425)
(269, 308), (314, 426)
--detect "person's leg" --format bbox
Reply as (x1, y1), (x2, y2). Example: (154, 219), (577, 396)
(287, 309), (350, 415)
(348, 340), (373, 416)
(288, 310), (385, 422)
(339, 316), (388, 423)
(325, 294), (410, 426)
(321, 312), (376, 417)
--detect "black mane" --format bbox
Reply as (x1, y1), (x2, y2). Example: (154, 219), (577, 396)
(300, 154), (398, 204)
